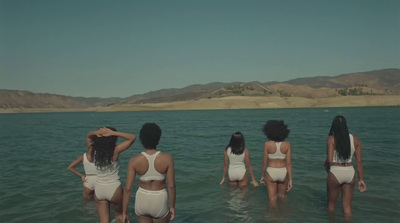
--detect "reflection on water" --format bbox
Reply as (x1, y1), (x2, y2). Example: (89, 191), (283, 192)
(224, 187), (251, 223)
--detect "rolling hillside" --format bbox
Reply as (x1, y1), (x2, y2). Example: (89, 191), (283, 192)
(0, 68), (399, 109)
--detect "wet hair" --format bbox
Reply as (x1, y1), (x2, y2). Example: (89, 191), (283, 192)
(140, 123), (162, 149)
(225, 132), (245, 155)
(328, 115), (351, 160)
(93, 126), (118, 169)
(262, 120), (290, 142)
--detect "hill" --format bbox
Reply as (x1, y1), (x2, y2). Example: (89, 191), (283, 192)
(0, 68), (399, 112)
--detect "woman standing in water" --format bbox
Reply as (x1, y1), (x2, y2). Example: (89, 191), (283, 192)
(220, 132), (259, 187)
(122, 123), (175, 223)
(324, 116), (366, 218)
(67, 145), (96, 201)
(88, 127), (136, 223)
(260, 120), (292, 204)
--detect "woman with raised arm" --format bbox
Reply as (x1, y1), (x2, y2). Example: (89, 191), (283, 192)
(260, 120), (292, 205)
(219, 132), (259, 187)
(325, 116), (366, 218)
(88, 127), (136, 223)
(122, 123), (175, 223)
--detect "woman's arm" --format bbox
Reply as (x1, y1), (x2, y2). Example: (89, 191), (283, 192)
(244, 149), (259, 187)
(285, 142), (293, 191)
(260, 142), (269, 184)
(166, 154), (176, 220)
(86, 130), (101, 150)
(326, 136), (335, 170)
(100, 128), (136, 154)
(122, 157), (137, 223)
(219, 150), (228, 185)
(354, 136), (366, 192)
(67, 155), (85, 183)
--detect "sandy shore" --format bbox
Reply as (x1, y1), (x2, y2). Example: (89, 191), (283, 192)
(1, 95), (399, 113)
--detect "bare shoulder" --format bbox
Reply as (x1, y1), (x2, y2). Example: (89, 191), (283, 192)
(129, 153), (144, 164)
(265, 140), (274, 147)
(326, 135), (335, 144)
(352, 135), (361, 146)
(283, 141), (291, 147)
(282, 141), (291, 153)
(159, 152), (174, 162)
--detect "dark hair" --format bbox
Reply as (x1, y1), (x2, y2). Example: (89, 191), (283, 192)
(262, 120), (290, 142)
(140, 123), (162, 149)
(328, 115), (351, 160)
(226, 132), (245, 155)
(93, 126), (118, 169)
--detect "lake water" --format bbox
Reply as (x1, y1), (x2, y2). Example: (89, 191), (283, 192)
(0, 106), (399, 223)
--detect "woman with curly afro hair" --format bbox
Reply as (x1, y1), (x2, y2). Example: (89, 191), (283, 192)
(122, 123), (175, 223)
(260, 120), (292, 206)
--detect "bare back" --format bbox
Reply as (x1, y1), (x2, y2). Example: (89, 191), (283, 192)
(133, 150), (171, 190)
(266, 141), (290, 168)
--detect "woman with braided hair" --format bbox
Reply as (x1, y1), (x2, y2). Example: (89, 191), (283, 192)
(324, 116), (366, 218)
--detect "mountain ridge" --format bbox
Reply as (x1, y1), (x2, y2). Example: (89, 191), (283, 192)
(1, 68), (399, 110)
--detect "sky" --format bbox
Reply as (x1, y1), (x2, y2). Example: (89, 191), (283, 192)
(1, 0), (399, 98)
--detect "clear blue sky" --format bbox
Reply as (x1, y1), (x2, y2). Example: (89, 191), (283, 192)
(1, 0), (399, 98)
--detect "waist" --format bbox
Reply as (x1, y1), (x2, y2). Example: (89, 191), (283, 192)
(139, 180), (166, 191)
(96, 173), (120, 183)
(138, 187), (166, 194)
(331, 162), (352, 167)
(229, 163), (245, 168)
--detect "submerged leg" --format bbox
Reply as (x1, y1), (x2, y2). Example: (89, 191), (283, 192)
(95, 196), (110, 223)
(341, 176), (355, 219)
(327, 172), (341, 213)
(266, 173), (278, 207)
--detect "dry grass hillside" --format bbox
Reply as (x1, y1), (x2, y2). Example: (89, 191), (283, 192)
(0, 68), (399, 113)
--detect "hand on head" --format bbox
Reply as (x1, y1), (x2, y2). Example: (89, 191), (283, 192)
(96, 127), (114, 137)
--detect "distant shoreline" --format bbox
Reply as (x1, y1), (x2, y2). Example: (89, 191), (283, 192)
(1, 95), (399, 114)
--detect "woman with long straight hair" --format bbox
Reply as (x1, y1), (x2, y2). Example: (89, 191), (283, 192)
(325, 116), (366, 218)
(220, 132), (259, 187)
(88, 127), (136, 223)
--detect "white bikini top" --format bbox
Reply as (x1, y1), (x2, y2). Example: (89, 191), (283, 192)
(332, 134), (356, 163)
(140, 151), (166, 181)
(83, 153), (97, 175)
(268, 142), (286, 159)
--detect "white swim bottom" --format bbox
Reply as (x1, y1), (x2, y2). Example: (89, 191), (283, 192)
(228, 166), (246, 181)
(95, 181), (121, 201)
(135, 187), (169, 219)
(83, 175), (96, 191)
(330, 166), (355, 184)
(266, 167), (287, 182)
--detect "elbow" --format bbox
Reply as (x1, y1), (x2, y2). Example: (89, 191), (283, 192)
(124, 186), (132, 195)
(168, 183), (175, 191)
(129, 135), (136, 141)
